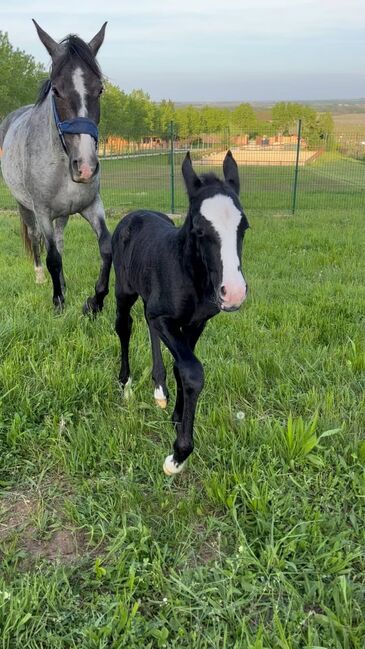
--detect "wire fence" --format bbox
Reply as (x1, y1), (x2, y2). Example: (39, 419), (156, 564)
(1, 121), (365, 214)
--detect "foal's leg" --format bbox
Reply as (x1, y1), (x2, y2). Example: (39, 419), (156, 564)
(80, 196), (112, 315)
(146, 318), (169, 409)
(115, 293), (138, 390)
(150, 317), (205, 474)
(17, 203), (46, 284)
(172, 321), (206, 431)
(54, 215), (69, 293)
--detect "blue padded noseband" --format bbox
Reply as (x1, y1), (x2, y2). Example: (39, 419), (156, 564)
(51, 91), (99, 153)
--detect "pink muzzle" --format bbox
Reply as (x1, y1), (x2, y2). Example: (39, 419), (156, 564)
(221, 281), (247, 310)
(79, 163), (93, 180)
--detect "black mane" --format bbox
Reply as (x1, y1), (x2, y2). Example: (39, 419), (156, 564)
(193, 172), (235, 199)
(200, 172), (221, 185)
(56, 35), (102, 79)
(36, 79), (52, 105)
(36, 34), (102, 105)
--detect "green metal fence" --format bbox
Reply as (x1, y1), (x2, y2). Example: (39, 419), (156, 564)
(1, 122), (365, 214)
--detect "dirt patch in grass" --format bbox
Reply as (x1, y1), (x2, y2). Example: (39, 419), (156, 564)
(21, 528), (88, 564)
(0, 479), (89, 565)
(0, 494), (36, 541)
(184, 523), (223, 568)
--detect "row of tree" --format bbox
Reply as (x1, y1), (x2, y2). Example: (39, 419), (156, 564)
(98, 84), (263, 140)
(0, 30), (334, 144)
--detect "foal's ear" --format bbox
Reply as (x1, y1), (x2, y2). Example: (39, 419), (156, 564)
(32, 20), (63, 59)
(89, 22), (107, 56)
(182, 152), (201, 197)
(223, 150), (240, 194)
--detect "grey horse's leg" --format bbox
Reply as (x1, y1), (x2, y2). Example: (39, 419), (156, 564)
(80, 196), (112, 315)
(17, 202), (46, 284)
(54, 215), (69, 293)
(35, 210), (65, 309)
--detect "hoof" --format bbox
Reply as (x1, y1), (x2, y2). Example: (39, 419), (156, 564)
(35, 267), (46, 284)
(83, 296), (101, 316)
(163, 454), (185, 476)
(155, 398), (167, 409)
(53, 296), (65, 311)
(154, 386), (167, 409)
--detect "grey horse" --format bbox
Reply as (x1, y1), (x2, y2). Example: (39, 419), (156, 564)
(0, 20), (111, 312)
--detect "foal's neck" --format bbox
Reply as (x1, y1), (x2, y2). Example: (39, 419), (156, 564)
(178, 211), (210, 292)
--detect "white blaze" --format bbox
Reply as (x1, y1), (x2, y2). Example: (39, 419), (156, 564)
(200, 194), (246, 302)
(72, 67), (94, 163)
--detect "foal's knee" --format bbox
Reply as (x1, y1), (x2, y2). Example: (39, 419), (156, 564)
(178, 360), (204, 394)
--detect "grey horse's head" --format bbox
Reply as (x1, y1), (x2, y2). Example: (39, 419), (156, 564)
(34, 20), (106, 183)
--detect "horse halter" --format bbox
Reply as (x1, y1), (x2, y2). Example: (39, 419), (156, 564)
(50, 86), (99, 154)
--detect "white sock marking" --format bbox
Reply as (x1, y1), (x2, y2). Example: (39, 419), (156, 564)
(154, 386), (166, 401)
(34, 266), (46, 284)
(163, 454), (185, 476)
(154, 385), (167, 408)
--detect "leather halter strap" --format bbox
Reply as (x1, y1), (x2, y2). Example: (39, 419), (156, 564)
(51, 90), (98, 153)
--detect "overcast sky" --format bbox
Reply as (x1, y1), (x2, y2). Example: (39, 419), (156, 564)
(1, 0), (365, 102)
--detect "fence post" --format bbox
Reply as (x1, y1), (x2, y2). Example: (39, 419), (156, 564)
(291, 119), (302, 215)
(169, 120), (175, 214)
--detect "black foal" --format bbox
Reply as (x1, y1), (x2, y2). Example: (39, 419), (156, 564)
(112, 151), (249, 474)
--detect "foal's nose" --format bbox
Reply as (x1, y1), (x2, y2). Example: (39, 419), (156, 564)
(220, 281), (247, 310)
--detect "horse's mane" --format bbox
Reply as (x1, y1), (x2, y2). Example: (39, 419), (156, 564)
(200, 172), (221, 186)
(36, 35), (102, 105)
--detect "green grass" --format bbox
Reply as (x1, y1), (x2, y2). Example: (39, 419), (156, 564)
(0, 208), (365, 648)
(1, 152), (365, 213)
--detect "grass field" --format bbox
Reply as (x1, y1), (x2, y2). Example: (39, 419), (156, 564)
(0, 207), (364, 648)
(1, 152), (365, 214)
(333, 113), (365, 133)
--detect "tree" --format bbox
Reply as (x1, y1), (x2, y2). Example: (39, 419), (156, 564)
(317, 112), (334, 141)
(271, 102), (333, 146)
(156, 99), (176, 136)
(100, 86), (160, 140)
(272, 102), (297, 134)
(0, 31), (46, 119)
(123, 89), (157, 139)
(99, 81), (128, 139)
(200, 106), (230, 133)
(231, 103), (257, 135)
(174, 105), (202, 138)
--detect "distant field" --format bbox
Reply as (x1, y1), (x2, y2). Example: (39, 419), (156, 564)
(333, 112), (365, 132)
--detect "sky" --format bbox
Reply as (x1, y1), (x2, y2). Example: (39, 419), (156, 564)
(1, 0), (365, 102)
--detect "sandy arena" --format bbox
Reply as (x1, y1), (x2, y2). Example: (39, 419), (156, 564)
(198, 147), (321, 166)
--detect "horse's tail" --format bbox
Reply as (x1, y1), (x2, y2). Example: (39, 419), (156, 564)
(0, 121), (6, 149)
(20, 217), (33, 257)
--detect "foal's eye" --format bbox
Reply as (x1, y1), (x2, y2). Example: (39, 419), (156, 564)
(52, 87), (60, 98)
(98, 87), (104, 96)
(194, 228), (204, 238)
